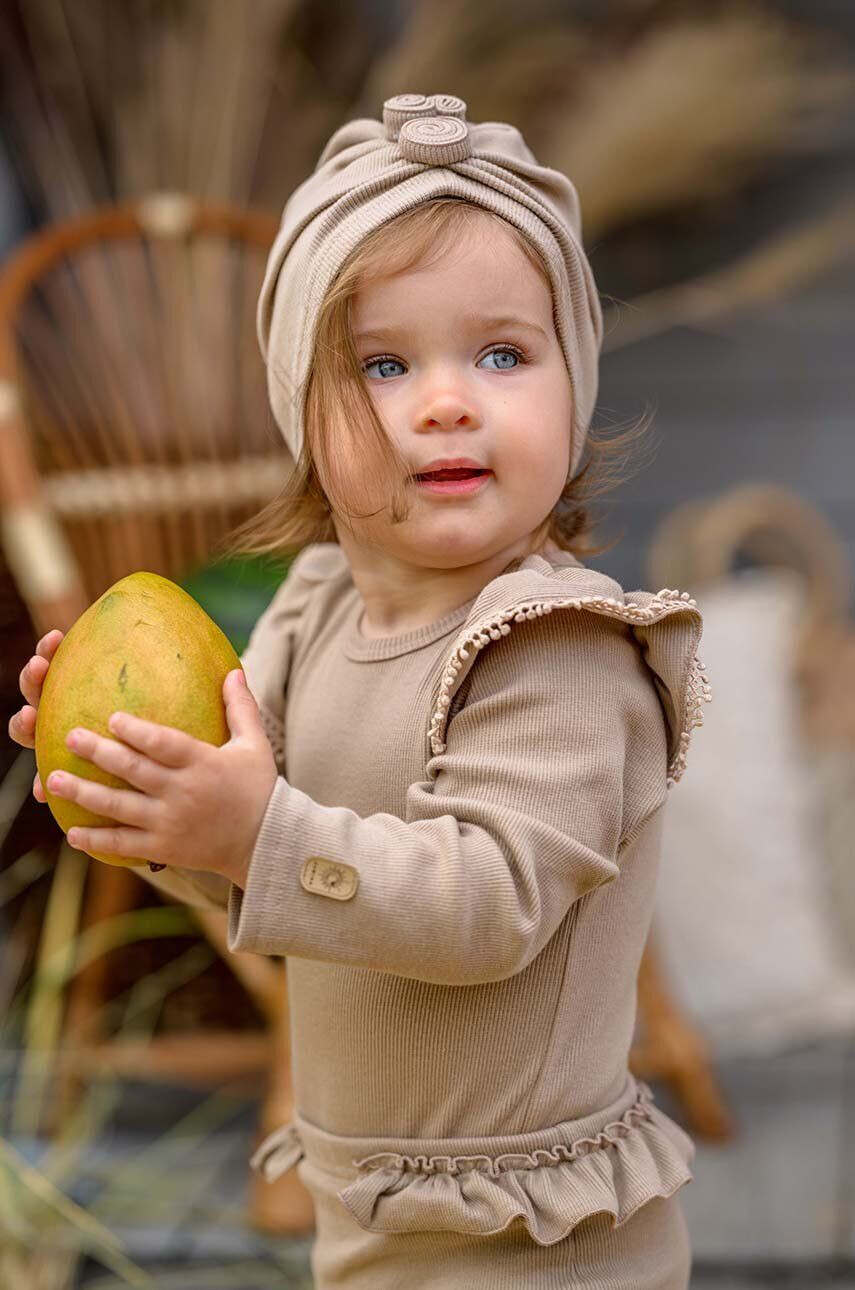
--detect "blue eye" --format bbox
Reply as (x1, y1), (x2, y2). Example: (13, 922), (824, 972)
(361, 345), (528, 380)
(479, 346), (525, 371)
(363, 356), (406, 380)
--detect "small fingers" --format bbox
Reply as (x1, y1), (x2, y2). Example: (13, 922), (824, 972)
(36, 629), (64, 659)
(65, 726), (165, 795)
(18, 632), (64, 709)
(66, 824), (151, 861)
(106, 712), (198, 769)
(33, 771), (45, 803)
(9, 704), (36, 750)
(47, 767), (154, 831)
(19, 656), (49, 710)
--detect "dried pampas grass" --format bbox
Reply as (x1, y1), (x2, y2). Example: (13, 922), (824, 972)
(4, 0), (850, 244)
(604, 193), (855, 349)
(550, 9), (853, 238)
(0, 0), (324, 217)
(360, 0), (589, 134)
(364, 1), (851, 240)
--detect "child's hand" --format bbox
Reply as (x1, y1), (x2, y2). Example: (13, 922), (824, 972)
(44, 670), (278, 887)
(8, 629), (65, 802)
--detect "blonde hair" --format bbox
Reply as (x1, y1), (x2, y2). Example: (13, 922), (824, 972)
(218, 198), (652, 564)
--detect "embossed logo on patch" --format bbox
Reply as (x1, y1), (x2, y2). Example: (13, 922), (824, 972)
(300, 856), (359, 901)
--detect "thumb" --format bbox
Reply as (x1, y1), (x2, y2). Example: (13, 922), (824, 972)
(223, 669), (259, 737)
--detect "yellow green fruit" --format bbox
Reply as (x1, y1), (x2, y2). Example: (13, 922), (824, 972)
(35, 571), (242, 868)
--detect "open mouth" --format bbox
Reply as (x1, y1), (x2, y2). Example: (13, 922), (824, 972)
(412, 468), (491, 482)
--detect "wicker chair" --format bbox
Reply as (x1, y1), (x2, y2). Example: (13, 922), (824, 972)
(0, 195), (314, 1233)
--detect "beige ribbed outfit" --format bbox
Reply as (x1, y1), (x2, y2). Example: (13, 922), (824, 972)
(141, 541), (711, 1289)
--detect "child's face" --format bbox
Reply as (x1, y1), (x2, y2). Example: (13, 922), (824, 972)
(336, 219), (572, 572)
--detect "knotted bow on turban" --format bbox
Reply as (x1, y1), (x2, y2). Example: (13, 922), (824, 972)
(258, 93), (603, 475)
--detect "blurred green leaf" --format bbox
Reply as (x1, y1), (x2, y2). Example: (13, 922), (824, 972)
(178, 556), (293, 656)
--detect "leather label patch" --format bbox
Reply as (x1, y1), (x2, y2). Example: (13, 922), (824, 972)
(300, 856), (359, 901)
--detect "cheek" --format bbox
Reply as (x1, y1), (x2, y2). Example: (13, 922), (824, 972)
(363, 383), (402, 438)
(323, 404), (408, 518)
(532, 388), (572, 481)
(498, 408), (570, 486)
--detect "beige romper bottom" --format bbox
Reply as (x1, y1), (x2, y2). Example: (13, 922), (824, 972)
(252, 1073), (693, 1290)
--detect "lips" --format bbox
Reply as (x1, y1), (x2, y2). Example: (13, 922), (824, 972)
(413, 471), (492, 496)
(414, 468), (491, 481)
(412, 455), (491, 479)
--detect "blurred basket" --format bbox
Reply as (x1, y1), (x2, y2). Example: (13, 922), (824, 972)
(648, 484), (855, 1048)
(648, 483), (851, 629)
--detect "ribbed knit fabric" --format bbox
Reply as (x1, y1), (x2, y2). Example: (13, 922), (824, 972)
(139, 542), (710, 1288)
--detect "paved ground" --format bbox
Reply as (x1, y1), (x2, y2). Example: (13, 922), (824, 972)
(656, 1037), (855, 1268)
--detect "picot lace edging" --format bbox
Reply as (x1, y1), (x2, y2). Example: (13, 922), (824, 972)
(351, 1081), (658, 1177)
(427, 588), (712, 788)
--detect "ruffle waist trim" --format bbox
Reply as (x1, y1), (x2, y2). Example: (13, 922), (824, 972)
(249, 1079), (695, 1246)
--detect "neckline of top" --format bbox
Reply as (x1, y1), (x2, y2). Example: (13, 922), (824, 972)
(342, 588), (479, 661)
(338, 547), (583, 662)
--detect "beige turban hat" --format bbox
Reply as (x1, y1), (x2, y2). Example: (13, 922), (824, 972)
(257, 93), (603, 476)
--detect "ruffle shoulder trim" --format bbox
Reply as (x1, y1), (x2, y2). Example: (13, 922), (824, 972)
(427, 559), (712, 787)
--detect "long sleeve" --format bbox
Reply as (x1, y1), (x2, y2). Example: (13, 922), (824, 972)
(133, 545), (323, 909)
(226, 606), (662, 985)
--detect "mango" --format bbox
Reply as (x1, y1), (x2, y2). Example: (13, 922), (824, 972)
(35, 571), (242, 868)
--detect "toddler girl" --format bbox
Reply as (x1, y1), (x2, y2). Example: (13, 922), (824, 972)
(14, 93), (712, 1288)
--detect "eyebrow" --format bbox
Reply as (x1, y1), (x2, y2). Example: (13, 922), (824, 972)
(353, 313), (550, 343)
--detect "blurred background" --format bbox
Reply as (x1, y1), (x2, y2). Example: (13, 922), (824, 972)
(0, 0), (853, 1286)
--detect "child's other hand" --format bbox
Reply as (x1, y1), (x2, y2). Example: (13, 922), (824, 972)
(8, 629), (65, 803)
(44, 669), (278, 887)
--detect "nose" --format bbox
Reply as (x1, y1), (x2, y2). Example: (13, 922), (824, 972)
(418, 391), (482, 433)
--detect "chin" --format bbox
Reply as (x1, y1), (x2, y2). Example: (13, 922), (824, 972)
(394, 536), (484, 568)
(409, 529), (520, 568)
